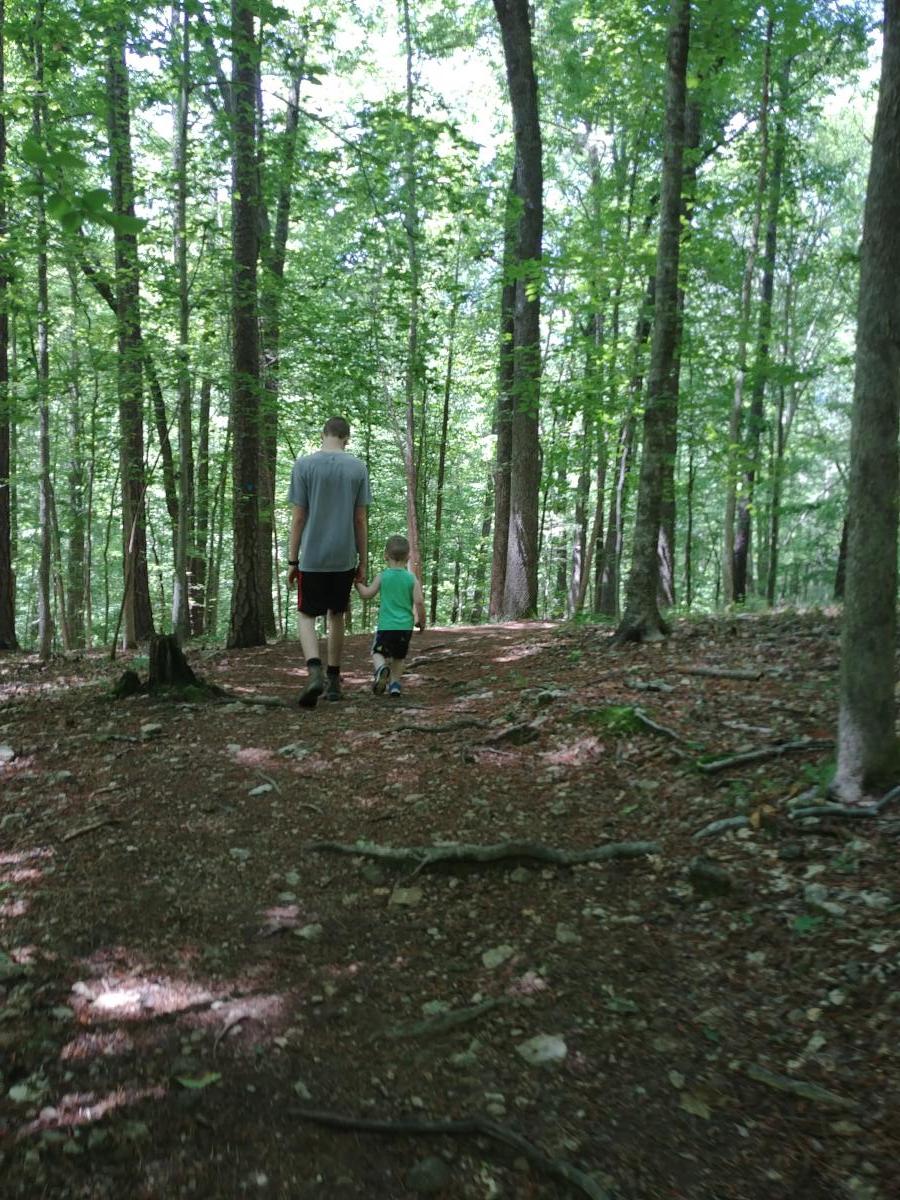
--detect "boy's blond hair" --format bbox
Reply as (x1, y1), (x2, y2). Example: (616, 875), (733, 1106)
(385, 534), (410, 562)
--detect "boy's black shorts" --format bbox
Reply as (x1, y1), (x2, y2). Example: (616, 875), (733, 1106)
(372, 629), (413, 660)
(298, 569), (357, 617)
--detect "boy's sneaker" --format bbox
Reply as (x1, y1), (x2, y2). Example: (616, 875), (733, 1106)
(324, 672), (342, 702)
(372, 665), (390, 695)
(387, 682), (402, 698)
(298, 665), (325, 708)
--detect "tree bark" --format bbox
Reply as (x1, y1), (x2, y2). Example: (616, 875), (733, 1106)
(832, 0), (900, 802)
(614, 0), (690, 644)
(107, 22), (154, 645)
(470, 476), (494, 624)
(431, 238), (461, 624)
(493, 0), (543, 619)
(227, 0), (265, 649)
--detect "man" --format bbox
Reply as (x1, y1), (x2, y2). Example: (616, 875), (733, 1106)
(287, 416), (370, 706)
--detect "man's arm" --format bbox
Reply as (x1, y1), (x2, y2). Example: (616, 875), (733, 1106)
(412, 578), (426, 629)
(288, 506), (307, 571)
(353, 505), (368, 582)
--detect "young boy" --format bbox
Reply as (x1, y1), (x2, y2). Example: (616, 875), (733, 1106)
(355, 534), (425, 697)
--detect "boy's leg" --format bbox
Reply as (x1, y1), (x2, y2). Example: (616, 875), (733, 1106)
(298, 614), (320, 662)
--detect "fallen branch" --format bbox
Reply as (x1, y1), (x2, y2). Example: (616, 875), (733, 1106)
(219, 692), (286, 708)
(383, 998), (505, 1041)
(62, 817), (120, 842)
(744, 1063), (858, 1110)
(697, 738), (833, 775)
(292, 1108), (613, 1200)
(306, 839), (660, 870)
(692, 816), (750, 840)
(678, 666), (762, 680)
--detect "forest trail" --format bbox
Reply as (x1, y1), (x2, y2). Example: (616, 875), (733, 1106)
(0, 613), (897, 1199)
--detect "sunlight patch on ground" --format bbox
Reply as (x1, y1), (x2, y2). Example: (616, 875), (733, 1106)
(0, 846), (54, 867)
(16, 1085), (166, 1138)
(0, 896), (30, 918)
(60, 1028), (136, 1062)
(72, 974), (218, 1022)
(541, 736), (603, 766)
(491, 644), (544, 664)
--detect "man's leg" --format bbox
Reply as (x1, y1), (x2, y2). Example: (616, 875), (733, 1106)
(297, 612), (324, 708)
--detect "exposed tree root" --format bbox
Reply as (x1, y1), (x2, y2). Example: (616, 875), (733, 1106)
(389, 718), (484, 735)
(633, 707), (686, 742)
(678, 666), (761, 681)
(788, 782), (900, 820)
(383, 997), (505, 1041)
(744, 1063), (858, 1110)
(61, 816), (120, 842)
(305, 839), (660, 869)
(697, 738), (833, 775)
(292, 1107), (613, 1200)
(692, 816), (750, 840)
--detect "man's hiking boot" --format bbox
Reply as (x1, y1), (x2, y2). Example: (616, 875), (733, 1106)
(324, 672), (342, 702)
(298, 664), (325, 708)
(372, 664), (390, 695)
(387, 681), (402, 698)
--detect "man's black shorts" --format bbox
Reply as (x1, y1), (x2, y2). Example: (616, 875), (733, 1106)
(372, 629), (413, 660)
(298, 568), (356, 617)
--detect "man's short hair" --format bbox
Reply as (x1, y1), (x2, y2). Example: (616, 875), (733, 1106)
(386, 534), (410, 561)
(323, 416), (350, 440)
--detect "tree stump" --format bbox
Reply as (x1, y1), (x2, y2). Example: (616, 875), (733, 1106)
(148, 634), (199, 688)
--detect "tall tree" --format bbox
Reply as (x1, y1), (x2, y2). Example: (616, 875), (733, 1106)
(33, 0), (52, 659)
(614, 0), (691, 643)
(107, 18), (154, 645)
(492, 0), (543, 618)
(0, 0), (14, 650)
(227, 0), (265, 648)
(831, 0), (900, 803)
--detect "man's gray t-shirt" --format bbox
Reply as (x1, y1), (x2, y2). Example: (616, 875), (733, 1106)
(288, 450), (371, 572)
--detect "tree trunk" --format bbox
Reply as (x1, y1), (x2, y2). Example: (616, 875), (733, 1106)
(66, 290), (86, 648)
(734, 56), (789, 603)
(33, 6), (53, 659)
(470, 477), (494, 624)
(258, 54), (305, 638)
(489, 171), (516, 619)
(614, 0), (690, 644)
(172, 0), (192, 642)
(493, 0), (543, 619)
(430, 239), (461, 624)
(0, 0), (15, 650)
(227, 0), (265, 648)
(401, 0), (423, 581)
(723, 18), (773, 607)
(107, 22), (154, 645)
(190, 373), (212, 635)
(597, 412), (635, 618)
(149, 633), (199, 687)
(832, 0), (900, 803)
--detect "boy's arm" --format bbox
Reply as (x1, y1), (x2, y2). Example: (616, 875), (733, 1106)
(355, 572), (381, 601)
(412, 577), (426, 629)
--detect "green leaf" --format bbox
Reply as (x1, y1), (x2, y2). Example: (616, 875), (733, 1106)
(175, 1072), (221, 1090)
(46, 193), (73, 220)
(110, 213), (146, 235)
(19, 134), (48, 167)
(81, 187), (111, 213)
(792, 914), (824, 936)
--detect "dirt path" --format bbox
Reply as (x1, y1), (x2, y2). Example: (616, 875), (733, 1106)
(0, 614), (897, 1199)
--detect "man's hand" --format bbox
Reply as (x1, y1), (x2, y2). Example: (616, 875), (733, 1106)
(355, 561), (366, 584)
(288, 566), (300, 588)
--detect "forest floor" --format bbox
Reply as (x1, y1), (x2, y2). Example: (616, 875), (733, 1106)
(0, 610), (898, 1200)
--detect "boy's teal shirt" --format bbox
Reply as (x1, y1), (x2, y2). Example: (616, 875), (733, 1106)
(378, 567), (416, 630)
